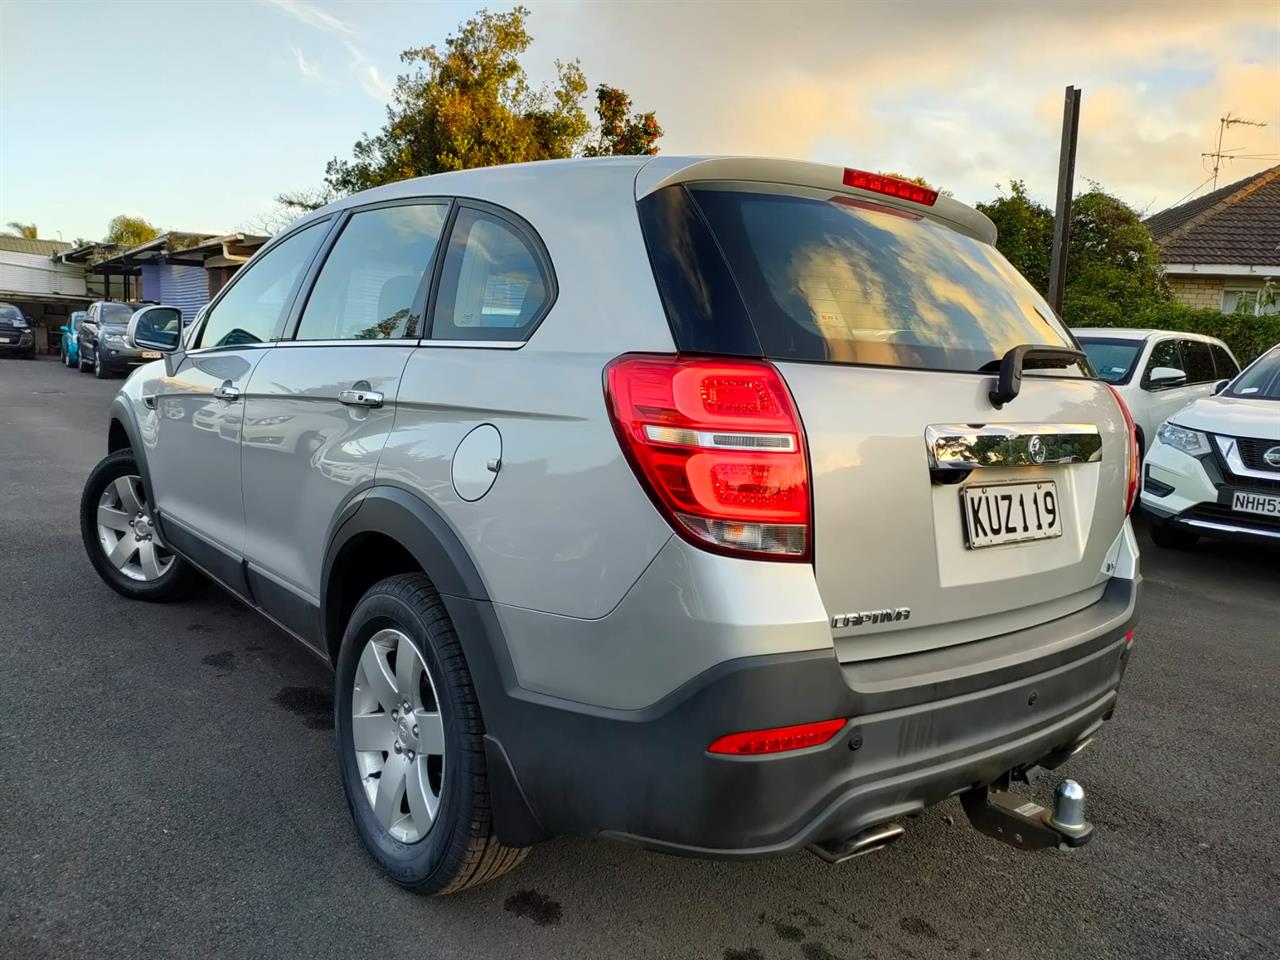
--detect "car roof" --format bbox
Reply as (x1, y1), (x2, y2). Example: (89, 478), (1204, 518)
(1073, 327), (1225, 345)
(298, 155), (997, 244)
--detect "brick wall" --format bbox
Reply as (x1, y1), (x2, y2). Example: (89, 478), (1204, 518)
(1167, 275), (1225, 310)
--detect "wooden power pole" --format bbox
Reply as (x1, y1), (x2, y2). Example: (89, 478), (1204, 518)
(1047, 85), (1081, 317)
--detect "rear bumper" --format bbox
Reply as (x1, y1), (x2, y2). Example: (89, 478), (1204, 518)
(475, 574), (1140, 855)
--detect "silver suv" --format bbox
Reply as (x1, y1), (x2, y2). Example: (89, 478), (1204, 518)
(80, 157), (1141, 893)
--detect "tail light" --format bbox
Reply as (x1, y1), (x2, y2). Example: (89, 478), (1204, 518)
(1106, 384), (1139, 515)
(604, 354), (811, 561)
(708, 718), (846, 756)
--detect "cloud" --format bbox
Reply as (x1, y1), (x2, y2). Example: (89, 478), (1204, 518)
(344, 42), (394, 101)
(264, 0), (356, 38)
(289, 44), (323, 82)
(539, 0), (1279, 211)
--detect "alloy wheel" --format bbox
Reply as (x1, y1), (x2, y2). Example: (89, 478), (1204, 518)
(351, 628), (446, 843)
(95, 475), (174, 582)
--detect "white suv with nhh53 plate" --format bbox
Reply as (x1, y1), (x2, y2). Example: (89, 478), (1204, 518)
(82, 157), (1140, 893)
(1141, 343), (1280, 548)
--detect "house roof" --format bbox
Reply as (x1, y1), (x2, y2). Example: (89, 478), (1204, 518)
(89, 231), (220, 274)
(0, 236), (73, 256)
(1145, 165), (1280, 266)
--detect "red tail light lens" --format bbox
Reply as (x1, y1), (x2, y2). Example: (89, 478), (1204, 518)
(708, 718), (846, 756)
(605, 355), (811, 560)
(842, 168), (939, 206)
(1106, 385), (1139, 514)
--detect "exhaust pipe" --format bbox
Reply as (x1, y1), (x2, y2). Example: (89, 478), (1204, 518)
(807, 822), (905, 865)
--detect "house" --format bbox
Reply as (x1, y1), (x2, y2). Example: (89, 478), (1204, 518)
(83, 231), (267, 321)
(1146, 164), (1280, 316)
(0, 236), (94, 353)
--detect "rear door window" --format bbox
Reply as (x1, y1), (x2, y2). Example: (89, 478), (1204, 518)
(1179, 339), (1216, 384)
(296, 203), (447, 341)
(651, 182), (1077, 373)
(1210, 343), (1240, 379)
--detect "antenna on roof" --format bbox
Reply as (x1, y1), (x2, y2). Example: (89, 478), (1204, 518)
(1201, 113), (1268, 189)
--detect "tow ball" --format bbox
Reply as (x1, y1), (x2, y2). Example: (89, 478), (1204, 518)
(960, 773), (1094, 851)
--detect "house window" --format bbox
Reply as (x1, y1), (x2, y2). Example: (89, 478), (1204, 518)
(1223, 282), (1278, 316)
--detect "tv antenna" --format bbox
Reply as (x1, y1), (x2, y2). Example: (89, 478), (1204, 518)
(1202, 113), (1268, 189)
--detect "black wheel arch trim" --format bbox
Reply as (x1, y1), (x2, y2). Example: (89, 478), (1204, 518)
(321, 484), (547, 845)
(107, 396), (156, 503)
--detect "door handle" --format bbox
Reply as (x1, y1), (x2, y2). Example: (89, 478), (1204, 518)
(213, 382), (241, 402)
(339, 388), (384, 409)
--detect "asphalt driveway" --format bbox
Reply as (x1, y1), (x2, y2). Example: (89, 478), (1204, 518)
(1, 356), (1276, 960)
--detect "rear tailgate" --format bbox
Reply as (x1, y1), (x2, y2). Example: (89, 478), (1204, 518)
(778, 362), (1127, 660)
(636, 166), (1132, 660)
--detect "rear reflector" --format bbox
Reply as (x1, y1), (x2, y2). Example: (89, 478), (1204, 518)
(708, 718), (846, 756)
(1124, 630), (1134, 647)
(605, 354), (811, 561)
(843, 168), (939, 206)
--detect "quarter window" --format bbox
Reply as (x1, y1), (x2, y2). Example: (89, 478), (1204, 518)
(432, 207), (550, 341)
(197, 221), (326, 349)
(296, 203), (448, 341)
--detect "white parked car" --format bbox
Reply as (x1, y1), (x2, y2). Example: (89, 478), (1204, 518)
(1141, 343), (1280, 548)
(1074, 329), (1240, 456)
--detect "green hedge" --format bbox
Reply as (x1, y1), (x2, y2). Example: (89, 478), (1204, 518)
(1084, 304), (1280, 366)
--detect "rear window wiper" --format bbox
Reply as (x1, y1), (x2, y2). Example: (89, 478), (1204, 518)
(986, 344), (1087, 409)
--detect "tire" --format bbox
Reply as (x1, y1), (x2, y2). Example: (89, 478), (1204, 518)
(335, 573), (527, 894)
(93, 349), (110, 379)
(63, 349), (71, 368)
(1150, 520), (1198, 550)
(80, 449), (193, 601)
(78, 349), (90, 373)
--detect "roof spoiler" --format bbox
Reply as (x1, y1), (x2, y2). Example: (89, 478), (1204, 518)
(635, 156), (997, 245)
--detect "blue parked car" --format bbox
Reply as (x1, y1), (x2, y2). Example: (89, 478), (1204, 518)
(61, 311), (87, 368)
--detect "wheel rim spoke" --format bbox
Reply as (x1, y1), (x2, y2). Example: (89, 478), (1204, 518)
(97, 504), (131, 532)
(395, 634), (421, 702)
(113, 476), (144, 515)
(413, 710), (445, 757)
(404, 761), (438, 826)
(107, 532), (139, 569)
(137, 540), (164, 580)
(352, 712), (395, 753)
(358, 641), (398, 710)
(373, 752), (408, 830)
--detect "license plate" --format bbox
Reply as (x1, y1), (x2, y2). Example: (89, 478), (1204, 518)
(961, 480), (1062, 549)
(1232, 490), (1280, 517)
(0, 336), (12, 343)
(141, 351), (162, 359)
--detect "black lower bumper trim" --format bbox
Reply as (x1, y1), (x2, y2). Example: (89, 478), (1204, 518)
(471, 577), (1139, 857)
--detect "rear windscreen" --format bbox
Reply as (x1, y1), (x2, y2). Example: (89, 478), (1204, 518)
(640, 182), (1079, 374)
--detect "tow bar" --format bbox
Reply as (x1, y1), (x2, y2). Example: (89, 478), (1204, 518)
(960, 773), (1093, 852)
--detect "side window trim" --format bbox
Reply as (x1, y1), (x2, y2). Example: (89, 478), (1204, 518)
(190, 216), (336, 352)
(280, 196), (455, 343)
(425, 198), (557, 343)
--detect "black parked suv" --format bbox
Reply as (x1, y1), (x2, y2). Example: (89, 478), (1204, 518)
(0, 302), (36, 358)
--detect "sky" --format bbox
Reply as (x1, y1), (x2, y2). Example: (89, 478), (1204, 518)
(1, 0), (1277, 243)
